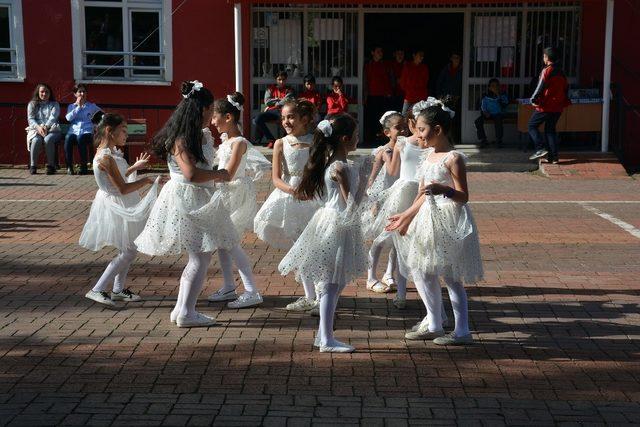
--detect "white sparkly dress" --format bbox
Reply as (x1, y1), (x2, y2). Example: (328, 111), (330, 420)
(79, 147), (159, 251)
(254, 133), (321, 249)
(134, 131), (239, 255)
(216, 135), (271, 235)
(393, 149), (483, 283)
(278, 160), (368, 295)
(362, 143), (399, 239)
(366, 137), (424, 240)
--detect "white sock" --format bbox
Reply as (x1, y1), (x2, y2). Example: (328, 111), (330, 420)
(230, 244), (257, 294)
(217, 249), (236, 292)
(384, 246), (397, 279)
(318, 283), (341, 346)
(92, 247), (137, 293)
(367, 241), (383, 282)
(412, 271), (444, 332)
(112, 248), (137, 293)
(302, 278), (316, 300)
(443, 277), (470, 337)
(178, 252), (211, 319)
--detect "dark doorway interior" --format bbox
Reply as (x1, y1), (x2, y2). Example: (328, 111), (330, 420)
(363, 13), (464, 146)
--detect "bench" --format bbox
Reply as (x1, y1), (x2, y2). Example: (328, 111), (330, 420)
(57, 118), (147, 168)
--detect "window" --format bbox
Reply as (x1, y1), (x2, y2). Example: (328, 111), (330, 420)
(72, 0), (172, 83)
(0, 0), (25, 81)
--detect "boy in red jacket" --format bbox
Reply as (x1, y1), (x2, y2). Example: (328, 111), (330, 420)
(399, 50), (429, 115)
(299, 74), (322, 111)
(528, 47), (570, 163)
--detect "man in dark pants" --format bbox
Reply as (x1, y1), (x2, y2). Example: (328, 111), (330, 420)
(528, 47), (570, 164)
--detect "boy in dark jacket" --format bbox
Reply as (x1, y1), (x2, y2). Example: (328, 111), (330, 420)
(475, 78), (509, 147)
(528, 47), (570, 163)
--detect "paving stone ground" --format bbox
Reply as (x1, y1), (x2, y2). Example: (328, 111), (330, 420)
(1, 167), (639, 426)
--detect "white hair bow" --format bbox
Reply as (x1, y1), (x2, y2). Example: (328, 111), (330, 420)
(227, 94), (242, 111)
(379, 110), (399, 125)
(183, 80), (204, 99)
(317, 120), (333, 137)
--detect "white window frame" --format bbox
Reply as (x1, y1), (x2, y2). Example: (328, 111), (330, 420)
(71, 0), (173, 85)
(0, 0), (26, 82)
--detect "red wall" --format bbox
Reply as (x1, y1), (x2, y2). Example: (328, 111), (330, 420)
(0, 0), (238, 165)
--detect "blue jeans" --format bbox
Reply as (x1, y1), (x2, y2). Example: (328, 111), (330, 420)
(64, 133), (92, 170)
(528, 111), (562, 159)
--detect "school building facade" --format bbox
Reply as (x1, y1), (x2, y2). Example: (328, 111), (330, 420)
(1, 0), (638, 168)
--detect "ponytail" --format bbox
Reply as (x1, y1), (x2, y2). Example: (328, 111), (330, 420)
(294, 113), (356, 201)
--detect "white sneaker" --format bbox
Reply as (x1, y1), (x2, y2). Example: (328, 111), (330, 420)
(111, 288), (141, 302)
(85, 290), (115, 306)
(207, 288), (238, 302)
(176, 312), (217, 328)
(410, 316), (449, 332)
(285, 297), (317, 312)
(313, 334), (321, 348)
(227, 292), (263, 309)
(309, 306), (320, 317)
(319, 340), (355, 353)
(433, 332), (473, 346)
(405, 327), (445, 341)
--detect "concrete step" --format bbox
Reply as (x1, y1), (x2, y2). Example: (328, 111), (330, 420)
(255, 144), (538, 173)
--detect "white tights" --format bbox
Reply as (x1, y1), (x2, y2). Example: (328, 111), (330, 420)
(217, 244), (257, 294)
(412, 270), (469, 336)
(92, 247), (137, 293)
(367, 238), (397, 282)
(172, 251), (212, 319)
(317, 283), (344, 347)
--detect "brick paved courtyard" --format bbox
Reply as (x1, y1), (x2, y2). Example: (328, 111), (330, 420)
(1, 167), (639, 426)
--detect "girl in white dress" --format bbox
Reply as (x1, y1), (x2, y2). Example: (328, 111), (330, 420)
(80, 112), (160, 306)
(254, 99), (322, 312)
(135, 81), (238, 328)
(279, 114), (369, 353)
(206, 92), (271, 309)
(364, 111), (405, 295)
(386, 100), (483, 345)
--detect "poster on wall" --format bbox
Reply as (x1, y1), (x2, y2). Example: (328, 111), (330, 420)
(269, 19), (302, 64)
(312, 18), (344, 41)
(474, 16), (518, 47)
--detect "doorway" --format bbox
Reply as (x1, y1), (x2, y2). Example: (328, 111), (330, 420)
(363, 12), (464, 146)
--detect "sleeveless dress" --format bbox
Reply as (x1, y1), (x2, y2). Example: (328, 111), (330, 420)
(79, 147), (159, 251)
(278, 160), (368, 295)
(254, 134), (321, 249)
(216, 135), (271, 235)
(134, 131), (239, 255)
(393, 149), (483, 283)
(366, 137), (424, 240)
(362, 143), (399, 239)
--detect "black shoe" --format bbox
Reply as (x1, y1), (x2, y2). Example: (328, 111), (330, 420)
(46, 166), (55, 175)
(29, 166), (37, 175)
(496, 140), (503, 148)
(479, 139), (488, 148)
(66, 167), (75, 175)
(78, 168), (89, 175)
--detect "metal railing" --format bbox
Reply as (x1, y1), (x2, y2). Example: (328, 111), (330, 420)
(0, 47), (17, 77)
(82, 50), (166, 80)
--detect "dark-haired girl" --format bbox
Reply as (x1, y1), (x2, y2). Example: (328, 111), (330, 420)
(254, 99), (322, 312)
(386, 99), (483, 345)
(206, 92), (270, 309)
(80, 111), (160, 306)
(279, 114), (368, 353)
(26, 83), (62, 175)
(135, 81), (237, 328)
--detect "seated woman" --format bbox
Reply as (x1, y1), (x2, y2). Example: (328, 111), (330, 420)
(26, 83), (62, 175)
(65, 84), (101, 175)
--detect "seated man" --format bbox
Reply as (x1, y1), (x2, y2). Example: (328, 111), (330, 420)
(474, 78), (509, 148)
(255, 71), (294, 148)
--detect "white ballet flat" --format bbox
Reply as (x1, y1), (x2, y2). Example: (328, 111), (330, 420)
(176, 312), (217, 328)
(320, 342), (355, 353)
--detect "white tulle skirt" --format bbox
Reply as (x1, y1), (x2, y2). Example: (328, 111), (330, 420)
(254, 176), (321, 249)
(217, 176), (258, 235)
(278, 206), (367, 296)
(134, 179), (239, 256)
(363, 179), (419, 240)
(79, 179), (159, 252)
(392, 196), (483, 283)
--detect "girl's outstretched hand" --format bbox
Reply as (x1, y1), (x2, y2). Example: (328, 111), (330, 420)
(132, 153), (151, 170)
(385, 214), (412, 236)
